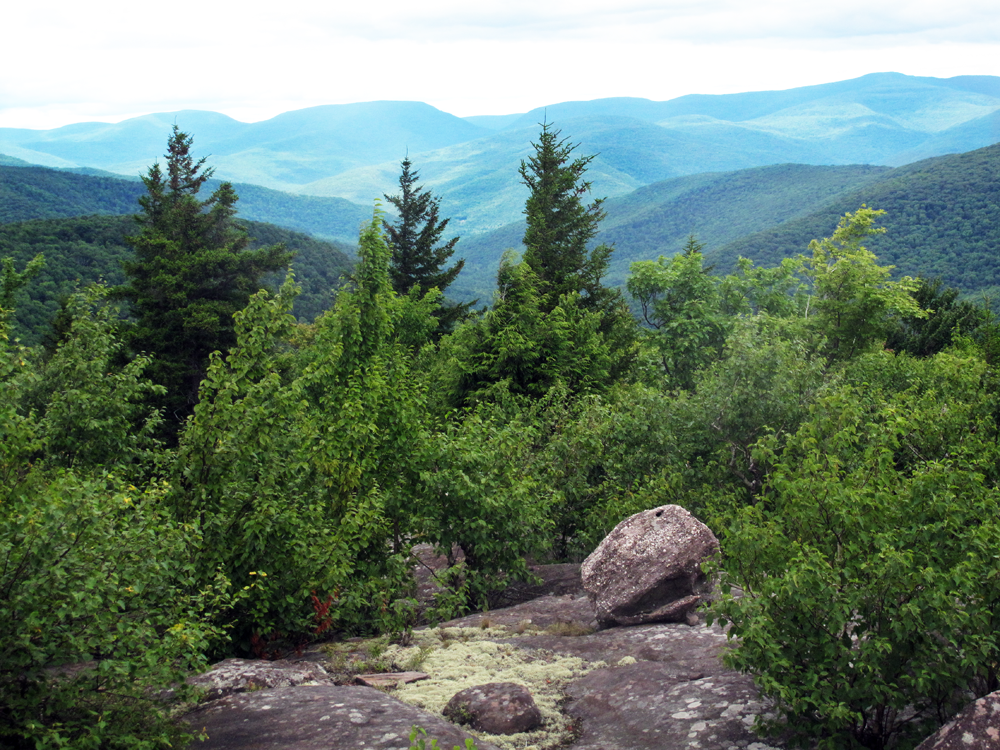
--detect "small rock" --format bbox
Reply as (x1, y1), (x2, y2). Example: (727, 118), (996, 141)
(187, 658), (333, 701)
(582, 504), (719, 627)
(355, 671), (430, 688)
(444, 682), (543, 735)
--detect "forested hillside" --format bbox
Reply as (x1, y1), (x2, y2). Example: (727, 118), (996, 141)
(451, 141), (1000, 301)
(1, 214), (353, 343)
(452, 163), (891, 296)
(708, 142), (1000, 298)
(0, 164), (371, 241)
(3, 73), (998, 240)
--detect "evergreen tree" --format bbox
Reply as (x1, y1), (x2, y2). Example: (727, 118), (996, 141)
(519, 122), (616, 314)
(114, 125), (291, 435)
(383, 158), (471, 332)
(439, 124), (638, 407)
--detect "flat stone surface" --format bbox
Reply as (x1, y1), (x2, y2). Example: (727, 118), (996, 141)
(355, 672), (429, 688)
(186, 685), (498, 750)
(441, 593), (597, 631)
(565, 661), (782, 750)
(188, 658), (334, 701)
(506, 620), (734, 679)
(915, 690), (1000, 749)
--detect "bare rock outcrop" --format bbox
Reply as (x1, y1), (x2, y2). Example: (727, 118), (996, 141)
(443, 682), (543, 734)
(915, 690), (1000, 749)
(565, 661), (781, 750)
(187, 658), (333, 701)
(582, 504), (719, 627)
(186, 685), (498, 750)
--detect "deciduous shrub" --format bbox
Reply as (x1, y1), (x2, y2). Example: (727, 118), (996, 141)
(709, 349), (1000, 749)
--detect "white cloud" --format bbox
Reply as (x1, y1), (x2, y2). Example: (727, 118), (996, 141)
(1, 0), (999, 129)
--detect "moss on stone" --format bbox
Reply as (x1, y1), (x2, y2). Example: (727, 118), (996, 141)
(340, 627), (606, 750)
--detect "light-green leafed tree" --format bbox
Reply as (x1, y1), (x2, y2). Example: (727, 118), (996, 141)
(627, 236), (728, 390)
(800, 206), (925, 360)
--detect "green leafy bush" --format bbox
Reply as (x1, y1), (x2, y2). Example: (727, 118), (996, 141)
(0, 295), (230, 748)
(709, 348), (1000, 749)
(409, 725), (477, 750)
(408, 388), (556, 604)
(172, 214), (434, 650)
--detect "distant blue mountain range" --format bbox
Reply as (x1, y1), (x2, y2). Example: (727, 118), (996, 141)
(2, 72), (998, 240)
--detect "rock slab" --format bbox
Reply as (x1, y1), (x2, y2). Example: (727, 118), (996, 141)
(915, 690), (1000, 749)
(565, 661), (781, 750)
(186, 685), (498, 750)
(444, 682), (543, 735)
(187, 658), (333, 701)
(582, 504), (719, 627)
(356, 671), (430, 688)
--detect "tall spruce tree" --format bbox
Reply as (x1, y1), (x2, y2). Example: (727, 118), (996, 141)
(383, 158), (470, 332)
(444, 124), (637, 406)
(519, 122), (616, 314)
(114, 125), (291, 436)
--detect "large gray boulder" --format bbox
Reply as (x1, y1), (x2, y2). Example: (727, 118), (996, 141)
(915, 690), (1000, 749)
(582, 504), (719, 627)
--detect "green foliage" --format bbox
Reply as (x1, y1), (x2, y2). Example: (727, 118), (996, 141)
(520, 122), (616, 314)
(409, 725), (478, 750)
(799, 206), (925, 361)
(0, 214), (352, 345)
(534, 384), (690, 558)
(708, 348), (1000, 749)
(113, 126), (293, 433)
(452, 252), (629, 405)
(718, 256), (806, 318)
(684, 317), (834, 504)
(171, 210), (435, 650)
(0, 473), (231, 749)
(628, 237), (728, 390)
(885, 276), (993, 357)
(407, 391), (558, 603)
(0, 294), (229, 749)
(0, 163), (372, 243)
(436, 123), (639, 408)
(1, 253), (45, 328)
(0, 165), (146, 224)
(19, 286), (165, 470)
(383, 157), (471, 332)
(710, 143), (1000, 302)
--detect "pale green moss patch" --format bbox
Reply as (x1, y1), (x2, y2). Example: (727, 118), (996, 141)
(362, 627), (607, 750)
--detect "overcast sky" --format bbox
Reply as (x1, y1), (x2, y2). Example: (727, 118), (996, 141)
(3, 0), (999, 130)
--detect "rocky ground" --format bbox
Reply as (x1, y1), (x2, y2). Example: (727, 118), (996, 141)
(182, 562), (997, 749)
(184, 563), (785, 750)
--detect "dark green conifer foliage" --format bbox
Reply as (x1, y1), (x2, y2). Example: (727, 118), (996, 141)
(383, 158), (471, 334)
(383, 158), (463, 295)
(114, 125), (292, 434)
(519, 122), (616, 313)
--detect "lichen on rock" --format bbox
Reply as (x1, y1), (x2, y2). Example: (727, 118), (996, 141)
(357, 626), (606, 750)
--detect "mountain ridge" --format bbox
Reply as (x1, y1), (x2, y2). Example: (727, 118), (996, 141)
(2, 73), (997, 235)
